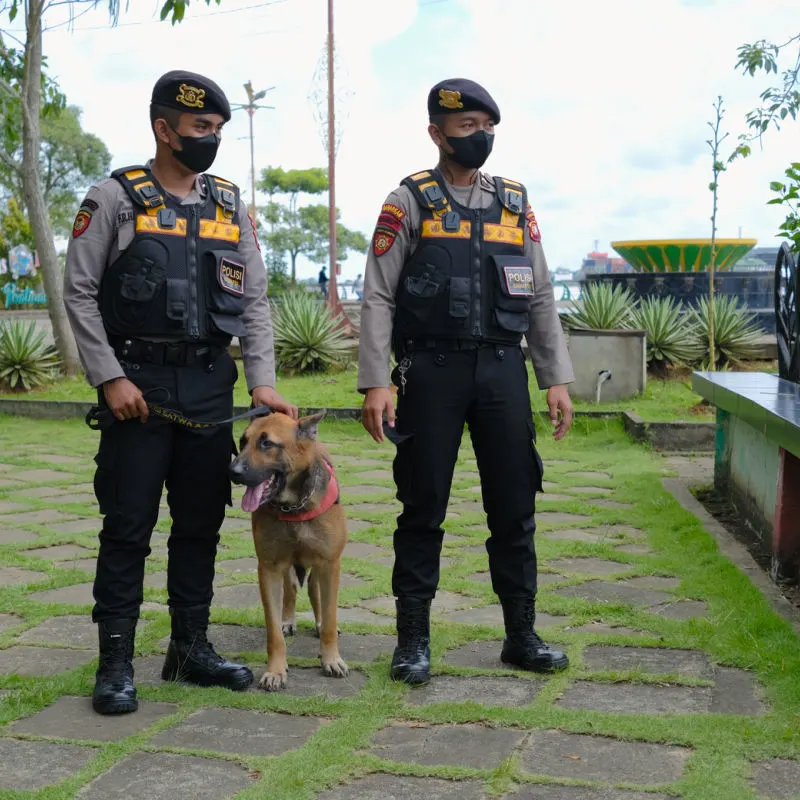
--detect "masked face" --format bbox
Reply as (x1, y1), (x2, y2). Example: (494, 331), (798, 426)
(434, 111), (496, 170)
(157, 112), (225, 175)
(445, 129), (494, 170)
(170, 128), (220, 174)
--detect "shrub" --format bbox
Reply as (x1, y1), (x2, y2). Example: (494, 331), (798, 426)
(688, 295), (765, 368)
(273, 290), (352, 373)
(628, 296), (705, 372)
(0, 319), (61, 391)
(565, 281), (635, 330)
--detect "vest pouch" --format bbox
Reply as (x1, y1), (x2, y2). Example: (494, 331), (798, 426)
(401, 265), (446, 323)
(107, 238), (168, 331)
(166, 279), (188, 324)
(491, 254), (533, 333)
(205, 250), (247, 316)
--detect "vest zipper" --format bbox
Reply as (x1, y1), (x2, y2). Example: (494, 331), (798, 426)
(472, 208), (482, 338)
(187, 205), (200, 340)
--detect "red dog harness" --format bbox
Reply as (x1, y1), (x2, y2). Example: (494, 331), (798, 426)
(277, 461), (339, 522)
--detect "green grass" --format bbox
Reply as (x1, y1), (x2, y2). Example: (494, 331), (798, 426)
(0, 368), (708, 422)
(0, 416), (799, 798)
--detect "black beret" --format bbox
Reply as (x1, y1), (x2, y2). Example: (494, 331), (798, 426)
(427, 78), (500, 124)
(151, 70), (231, 122)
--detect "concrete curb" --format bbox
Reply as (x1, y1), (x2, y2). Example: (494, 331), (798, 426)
(0, 400), (716, 452)
(663, 477), (800, 637)
(623, 411), (715, 452)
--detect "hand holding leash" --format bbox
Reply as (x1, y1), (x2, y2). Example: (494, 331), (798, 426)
(103, 377), (149, 423)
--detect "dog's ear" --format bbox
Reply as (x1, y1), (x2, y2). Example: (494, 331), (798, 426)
(297, 410), (326, 440)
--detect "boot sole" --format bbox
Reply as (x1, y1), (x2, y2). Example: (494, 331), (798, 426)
(389, 667), (431, 686)
(501, 654), (569, 673)
(162, 666), (254, 692)
(92, 698), (138, 715)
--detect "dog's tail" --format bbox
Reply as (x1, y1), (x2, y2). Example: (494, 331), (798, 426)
(293, 564), (307, 587)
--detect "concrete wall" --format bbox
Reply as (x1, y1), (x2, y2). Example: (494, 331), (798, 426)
(716, 409), (780, 548)
(567, 329), (647, 402)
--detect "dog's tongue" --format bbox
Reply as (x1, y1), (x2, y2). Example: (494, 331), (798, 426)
(241, 482), (266, 513)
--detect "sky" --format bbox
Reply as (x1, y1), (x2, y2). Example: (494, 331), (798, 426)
(3, 0), (799, 280)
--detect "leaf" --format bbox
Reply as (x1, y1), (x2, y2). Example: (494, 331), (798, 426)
(770, 181), (786, 192)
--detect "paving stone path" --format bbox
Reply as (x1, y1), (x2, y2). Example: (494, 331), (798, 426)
(0, 425), (797, 799)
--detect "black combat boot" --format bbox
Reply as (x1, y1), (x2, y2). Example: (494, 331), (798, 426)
(500, 595), (569, 673)
(390, 596), (431, 685)
(161, 604), (253, 691)
(93, 618), (138, 715)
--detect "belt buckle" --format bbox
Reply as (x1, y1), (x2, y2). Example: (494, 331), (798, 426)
(165, 342), (186, 366)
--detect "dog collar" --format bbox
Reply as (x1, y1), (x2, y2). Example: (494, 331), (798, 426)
(277, 461), (339, 522)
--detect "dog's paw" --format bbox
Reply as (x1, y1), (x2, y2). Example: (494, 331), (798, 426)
(322, 657), (349, 678)
(258, 667), (288, 691)
(281, 621), (296, 636)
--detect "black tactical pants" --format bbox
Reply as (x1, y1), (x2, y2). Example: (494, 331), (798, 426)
(91, 352), (237, 622)
(391, 343), (544, 600)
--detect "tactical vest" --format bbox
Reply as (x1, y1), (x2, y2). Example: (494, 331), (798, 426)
(98, 165), (247, 344)
(393, 168), (534, 352)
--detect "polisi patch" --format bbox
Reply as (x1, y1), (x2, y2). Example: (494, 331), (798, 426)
(219, 257), (245, 295)
(503, 265), (534, 296)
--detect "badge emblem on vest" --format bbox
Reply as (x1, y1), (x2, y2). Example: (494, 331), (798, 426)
(503, 266), (534, 296)
(438, 89), (464, 110)
(219, 257), (245, 295)
(176, 84), (206, 109)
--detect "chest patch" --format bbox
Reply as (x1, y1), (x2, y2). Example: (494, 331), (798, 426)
(503, 265), (534, 296)
(219, 257), (245, 295)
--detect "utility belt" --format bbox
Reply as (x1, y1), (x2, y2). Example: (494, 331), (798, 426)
(109, 337), (227, 368)
(396, 337), (521, 356)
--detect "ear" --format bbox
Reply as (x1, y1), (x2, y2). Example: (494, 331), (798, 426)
(428, 123), (444, 148)
(297, 410), (326, 441)
(153, 118), (173, 146)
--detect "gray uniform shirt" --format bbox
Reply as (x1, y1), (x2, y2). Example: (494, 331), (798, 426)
(357, 171), (575, 392)
(63, 163), (276, 391)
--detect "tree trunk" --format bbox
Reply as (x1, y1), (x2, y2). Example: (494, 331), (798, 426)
(20, 2), (80, 375)
(290, 253), (297, 285)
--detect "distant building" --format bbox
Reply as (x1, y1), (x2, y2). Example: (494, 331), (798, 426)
(733, 246), (780, 271)
(575, 249), (633, 280)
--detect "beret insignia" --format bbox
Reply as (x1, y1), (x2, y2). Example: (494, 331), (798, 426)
(438, 89), (464, 110)
(176, 84), (206, 109)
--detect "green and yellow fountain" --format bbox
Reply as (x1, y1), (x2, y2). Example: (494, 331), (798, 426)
(610, 238), (757, 273)
(582, 237), (773, 333)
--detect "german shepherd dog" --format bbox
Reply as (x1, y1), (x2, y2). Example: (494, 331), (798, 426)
(228, 410), (348, 690)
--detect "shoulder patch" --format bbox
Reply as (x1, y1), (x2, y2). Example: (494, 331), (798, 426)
(72, 208), (93, 239)
(525, 204), (541, 243)
(372, 203), (405, 257)
(81, 198), (99, 212)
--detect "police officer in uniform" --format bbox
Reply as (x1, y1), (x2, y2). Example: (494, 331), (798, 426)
(358, 79), (575, 684)
(64, 71), (297, 714)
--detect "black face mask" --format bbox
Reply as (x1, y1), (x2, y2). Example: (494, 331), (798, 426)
(445, 129), (494, 170)
(170, 128), (220, 174)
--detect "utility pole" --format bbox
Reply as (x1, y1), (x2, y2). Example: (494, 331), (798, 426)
(232, 82), (275, 215)
(327, 0), (337, 286)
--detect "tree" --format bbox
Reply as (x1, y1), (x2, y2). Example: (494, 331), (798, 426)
(0, 103), (111, 236)
(736, 34), (800, 140)
(266, 202), (367, 282)
(1, 0), (221, 376)
(706, 96), (730, 371)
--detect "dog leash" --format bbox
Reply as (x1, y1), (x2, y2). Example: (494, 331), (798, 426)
(85, 387), (273, 432)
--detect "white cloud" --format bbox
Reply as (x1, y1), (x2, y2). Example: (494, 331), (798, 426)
(9, 0), (800, 276)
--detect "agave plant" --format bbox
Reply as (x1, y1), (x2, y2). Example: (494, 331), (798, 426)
(0, 320), (61, 391)
(566, 281), (636, 330)
(273, 290), (352, 373)
(688, 295), (765, 368)
(627, 296), (705, 371)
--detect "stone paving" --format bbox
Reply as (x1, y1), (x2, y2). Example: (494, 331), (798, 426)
(0, 426), (797, 799)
